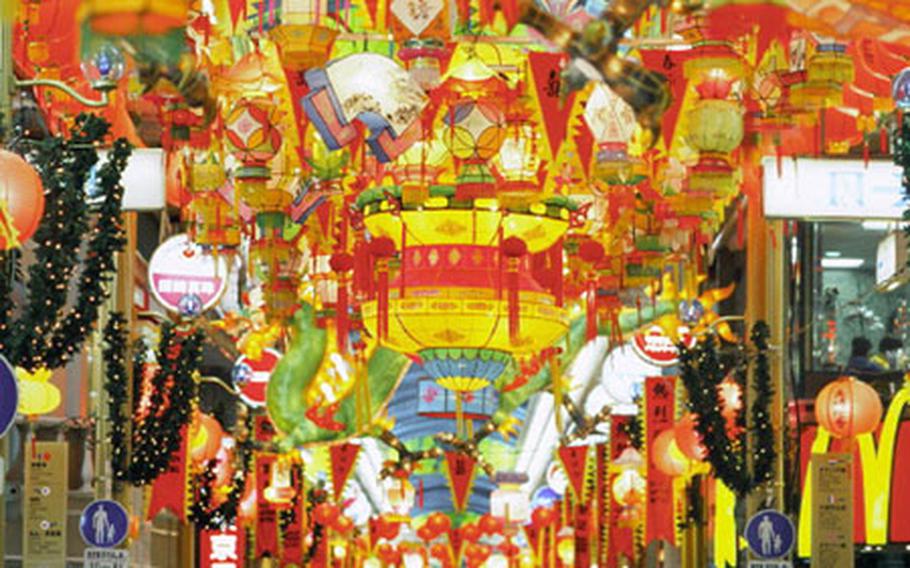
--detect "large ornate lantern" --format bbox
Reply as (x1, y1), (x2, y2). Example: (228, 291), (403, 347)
(270, 0), (339, 72)
(224, 98), (286, 211)
(684, 78), (743, 198)
(585, 82), (638, 183)
(815, 376), (882, 439)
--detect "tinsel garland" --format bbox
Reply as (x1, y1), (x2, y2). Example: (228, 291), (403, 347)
(189, 415), (253, 531)
(895, 111), (910, 239)
(678, 322), (774, 496)
(128, 323), (205, 485)
(102, 312), (130, 483)
(0, 114), (130, 371)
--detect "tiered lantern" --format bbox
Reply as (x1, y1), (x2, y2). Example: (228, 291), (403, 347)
(224, 98), (286, 212)
(684, 77), (743, 198)
(585, 82), (638, 184)
(186, 152), (241, 248)
(789, 43), (854, 111)
(270, 0), (339, 72)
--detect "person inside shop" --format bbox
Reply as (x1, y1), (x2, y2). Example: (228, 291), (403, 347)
(846, 337), (884, 373)
(871, 336), (903, 371)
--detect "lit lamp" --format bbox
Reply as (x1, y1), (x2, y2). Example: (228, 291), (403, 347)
(815, 376), (882, 439)
(492, 120), (541, 207)
(16, 43), (122, 108)
(490, 472), (530, 524)
(0, 150), (44, 250)
(264, 455), (297, 506)
(585, 82), (638, 184)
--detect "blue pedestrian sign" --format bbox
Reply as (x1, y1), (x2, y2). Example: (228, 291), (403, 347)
(80, 500), (129, 548)
(746, 509), (795, 559)
(0, 356), (18, 438)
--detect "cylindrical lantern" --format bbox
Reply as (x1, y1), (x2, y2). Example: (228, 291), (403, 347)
(0, 150), (45, 250)
(815, 376), (883, 439)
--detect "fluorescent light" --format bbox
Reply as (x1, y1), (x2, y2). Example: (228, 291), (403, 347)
(822, 257), (865, 269)
(824, 251), (843, 258)
(862, 221), (892, 231)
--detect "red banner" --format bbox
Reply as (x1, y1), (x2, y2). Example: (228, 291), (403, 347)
(645, 376), (676, 545)
(528, 52), (577, 160)
(575, 502), (592, 567)
(281, 462), (306, 564)
(557, 445), (589, 501)
(200, 526), (245, 568)
(444, 451), (477, 512)
(606, 417), (635, 566)
(329, 442), (362, 500)
(147, 425), (188, 522)
(255, 453), (280, 558)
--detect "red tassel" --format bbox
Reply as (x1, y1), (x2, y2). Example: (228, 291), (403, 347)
(881, 126), (890, 155)
(864, 140), (870, 168)
(377, 261), (389, 343)
(507, 259), (520, 345)
(552, 240), (564, 308)
(337, 274), (349, 353)
(586, 278), (597, 341)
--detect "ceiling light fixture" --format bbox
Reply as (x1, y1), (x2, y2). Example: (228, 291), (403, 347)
(821, 257), (865, 269)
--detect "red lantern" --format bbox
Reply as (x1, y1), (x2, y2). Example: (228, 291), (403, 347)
(313, 502), (341, 525)
(478, 513), (503, 535)
(189, 412), (224, 463)
(815, 376), (883, 439)
(460, 523), (482, 543)
(464, 542), (492, 563)
(426, 511), (452, 536)
(430, 542), (451, 562)
(674, 414), (707, 461)
(531, 506), (556, 528)
(376, 542), (400, 564)
(0, 150), (44, 250)
(332, 515), (355, 533)
(651, 428), (688, 477)
(417, 524), (437, 542)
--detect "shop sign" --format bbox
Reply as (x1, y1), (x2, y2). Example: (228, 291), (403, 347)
(23, 441), (68, 566)
(148, 233), (228, 316)
(631, 325), (695, 367)
(763, 157), (903, 220)
(748, 562), (792, 568)
(80, 499), (129, 548)
(200, 526), (245, 568)
(232, 348), (281, 407)
(0, 355), (17, 437)
(84, 548), (129, 568)
(810, 452), (853, 568)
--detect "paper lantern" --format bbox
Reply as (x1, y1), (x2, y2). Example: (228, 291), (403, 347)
(461, 523), (482, 543)
(492, 122), (541, 201)
(426, 511), (452, 536)
(16, 367), (61, 416)
(651, 428), (688, 477)
(686, 79), (743, 156)
(443, 100), (505, 161)
(674, 414), (707, 461)
(224, 99), (283, 167)
(815, 376), (883, 439)
(612, 469), (645, 506)
(0, 150), (44, 250)
(790, 43), (854, 110)
(585, 82), (637, 182)
(84, 0), (188, 36)
(271, 24), (339, 72)
(189, 412), (225, 463)
(383, 476), (416, 518)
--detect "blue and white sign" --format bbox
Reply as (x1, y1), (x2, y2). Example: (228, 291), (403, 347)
(0, 355), (18, 438)
(80, 500), (129, 548)
(745, 509), (795, 559)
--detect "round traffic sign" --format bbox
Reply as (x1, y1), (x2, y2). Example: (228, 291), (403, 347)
(0, 356), (17, 438)
(80, 499), (129, 548)
(232, 349), (281, 407)
(745, 509), (795, 559)
(148, 233), (228, 316)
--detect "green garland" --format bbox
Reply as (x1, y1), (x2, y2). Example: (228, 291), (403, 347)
(189, 415), (253, 530)
(678, 322), (775, 496)
(129, 323), (205, 485)
(102, 312), (130, 483)
(0, 114), (130, 371)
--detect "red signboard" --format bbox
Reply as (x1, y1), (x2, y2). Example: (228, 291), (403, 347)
(200, 526), (245, 568)
(632, 326), (696, 367)
(645, 376), (676, 545)
(233, 349), (281, 407)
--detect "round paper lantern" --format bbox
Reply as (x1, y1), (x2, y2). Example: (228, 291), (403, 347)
(417, 524), (437, 542)
(651, 428), (689, 477)
(674, 414), (707, 461)
(189, 412), (224, 463)
(426, 511), (452, 536)
(333, 515), (355, 533)
(313, 503), (341, 525)
(460, 523), (482, 543)
(479, 513), (504, 535)
(224, 99), (283, 167)
(815, 376), (883, 439)
(0, 150), (44, 250)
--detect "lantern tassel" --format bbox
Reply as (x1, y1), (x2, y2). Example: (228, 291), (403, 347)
(586, 278), (597, 342)
(507, 258), (520, 345)
(377, 259), (389, 343)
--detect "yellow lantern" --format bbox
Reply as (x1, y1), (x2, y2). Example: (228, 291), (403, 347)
(790, 43), (854, 110)
(270, 0), (339, 72)
(492, 121), (541, 206)
(16, 367), (61, 416)
(685, 78), (743, 197)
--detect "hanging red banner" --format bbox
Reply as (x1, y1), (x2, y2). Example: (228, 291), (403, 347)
(645, 376), (676, 545)
(444, 451), (477, 512)
(606, 417), (635, 566)
(329, 442), (362, 500)
(281, 462), (306, 565)
(200, 526), (245, 568)
(528, 52), (577, 160)
(557, 445), (589, 501)
(575, 502), (593, 567)
(255, 453), (280, 558)
(147, 425), (189, 522)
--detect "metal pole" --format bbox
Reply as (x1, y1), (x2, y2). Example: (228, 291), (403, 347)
(1, 1), (16, 137)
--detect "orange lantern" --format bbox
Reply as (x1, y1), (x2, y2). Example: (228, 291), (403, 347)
(815, 376), (883, 439)
(84, 0), (189, 36)
(612, 469), (645, 506)
(0, 150), (45, 250)
(674, 414), (707, 461)
(189, 412), (224, 463)
(651, 428), (689, 477)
